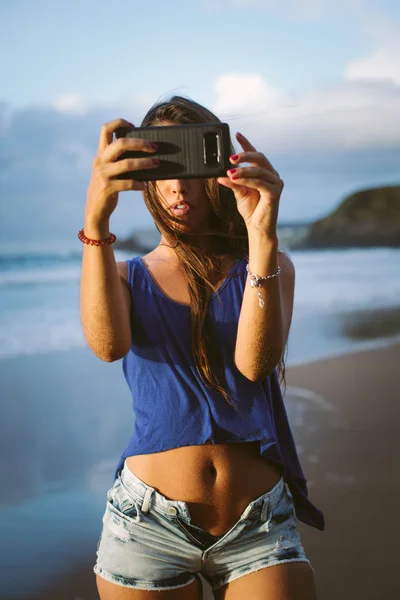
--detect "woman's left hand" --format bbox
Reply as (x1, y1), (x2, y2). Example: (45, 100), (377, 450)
(217, 132), (284, 239)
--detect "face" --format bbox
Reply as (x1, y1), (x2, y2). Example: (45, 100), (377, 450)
(155, 177), (211, 233)
(153, 121), (212, 233)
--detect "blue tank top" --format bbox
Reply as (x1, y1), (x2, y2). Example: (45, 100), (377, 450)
(115, 254), (325, 531)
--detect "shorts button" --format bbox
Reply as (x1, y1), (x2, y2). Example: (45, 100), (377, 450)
(168, 506), (178, 515)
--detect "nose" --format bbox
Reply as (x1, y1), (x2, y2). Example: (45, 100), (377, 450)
(170, 180), (188, 195)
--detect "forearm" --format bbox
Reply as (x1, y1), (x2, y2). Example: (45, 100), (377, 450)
(80, 218), (132, 362)
(234, 232), (283, 381)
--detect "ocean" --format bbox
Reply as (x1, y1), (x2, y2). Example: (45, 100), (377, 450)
(1, 242), (399, 363)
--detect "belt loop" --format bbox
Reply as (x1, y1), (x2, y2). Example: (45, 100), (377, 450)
(141, 486), (154, 514)
(261, 498), (273, 531)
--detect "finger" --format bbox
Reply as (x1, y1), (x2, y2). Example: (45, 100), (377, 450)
(97, 118), (134, 154)
(228, 166), (281, 185)
(105, 157), (160, 179)
(110, 177), (146, 192)
(217, 176), (248, 194)
(236, 131), (257, 152)
(101, 136), (158, 164)
(230, 151), (279, 175)
(227, 175), (274, 194)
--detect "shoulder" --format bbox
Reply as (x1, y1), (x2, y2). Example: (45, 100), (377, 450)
(277, 249), (295, 277)
(277, 250), (295, 301)
(116, 256), (146, 290)
(116, 257), (143, 281)
(116, 252), (154, 279)
(116, 260), (129, 280)
(116, 261), (134, 298)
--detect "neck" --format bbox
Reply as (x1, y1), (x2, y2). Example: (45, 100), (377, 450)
(159, 230), (215, 253)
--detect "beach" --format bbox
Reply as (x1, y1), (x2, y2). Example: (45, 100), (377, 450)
(1, 339), (399, 599)
(286, 342), (400, 600)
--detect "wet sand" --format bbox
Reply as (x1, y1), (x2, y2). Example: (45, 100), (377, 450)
(337, 305), (400, 340)
(2, 341), (399, 599)
(285, 342), (400, 599)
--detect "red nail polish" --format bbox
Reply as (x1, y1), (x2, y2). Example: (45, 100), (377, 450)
(228, 169), (237, 174)
(230, 154), (239, 161)
(231, 175), (240, 180)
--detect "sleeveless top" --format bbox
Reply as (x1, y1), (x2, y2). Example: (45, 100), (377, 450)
(115, 254), (325, 531)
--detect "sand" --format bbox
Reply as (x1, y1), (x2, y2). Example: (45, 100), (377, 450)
(2, 342), (399, 599)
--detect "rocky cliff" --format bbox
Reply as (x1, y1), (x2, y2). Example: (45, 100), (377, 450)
(115, 185), (400, 252)
(296, 185), (400, 249)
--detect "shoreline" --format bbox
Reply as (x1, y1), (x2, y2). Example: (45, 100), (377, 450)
(2, 305), (400, 367)
(287, 332), (400, 367)
(288, 304), (400, 367)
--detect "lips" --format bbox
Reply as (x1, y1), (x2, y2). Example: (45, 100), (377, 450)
(170, 201), (191, 216)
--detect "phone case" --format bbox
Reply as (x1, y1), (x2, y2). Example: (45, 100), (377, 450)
(113, 122), (231, 181)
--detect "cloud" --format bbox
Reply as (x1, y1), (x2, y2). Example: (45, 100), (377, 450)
(212, 72), (400, 154)
(1, 63), (399, 243)
(210, 66), (399, 221)
(213, 73), (289, 116)
(44, 140), (94, 175)
(53, 94), (87, 115)
(0, 101), (156, 243)
(345, 48), (400, 86)
(357, 11), (400, 47)
(206, 0), (379, 22)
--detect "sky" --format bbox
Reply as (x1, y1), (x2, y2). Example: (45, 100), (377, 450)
(0, 0), (399, 246)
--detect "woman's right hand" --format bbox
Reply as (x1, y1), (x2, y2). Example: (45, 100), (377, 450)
(84, 118), (159, 226)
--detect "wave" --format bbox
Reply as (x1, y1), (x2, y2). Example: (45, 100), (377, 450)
(0, 249), (83, 266)
(3, 247), (399, 306)
(0, 248), (135, 286)
(0, 306), (399, 362)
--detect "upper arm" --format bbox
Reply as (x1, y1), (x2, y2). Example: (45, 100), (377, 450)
(116, 260), (132, 329)
(277, 250), (295, 347)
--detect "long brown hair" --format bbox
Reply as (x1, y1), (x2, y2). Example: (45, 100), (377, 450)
(140, 95), (288, 411)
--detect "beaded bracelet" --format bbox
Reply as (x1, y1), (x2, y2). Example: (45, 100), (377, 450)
(246, 263), (281, 308)
(78, 228), (117, 246)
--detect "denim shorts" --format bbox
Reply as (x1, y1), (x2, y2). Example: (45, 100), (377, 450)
(93, 459), (312, 593)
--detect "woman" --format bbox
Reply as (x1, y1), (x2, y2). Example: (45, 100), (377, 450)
(80, 96), (324, 599)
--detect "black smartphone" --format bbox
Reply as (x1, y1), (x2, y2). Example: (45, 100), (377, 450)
(113, 122), (232, 181)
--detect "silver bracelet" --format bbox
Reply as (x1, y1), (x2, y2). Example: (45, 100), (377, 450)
(246, 263), (281, 309)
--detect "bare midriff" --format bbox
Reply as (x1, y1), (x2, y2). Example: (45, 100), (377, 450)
(125, 441), (283, 537)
